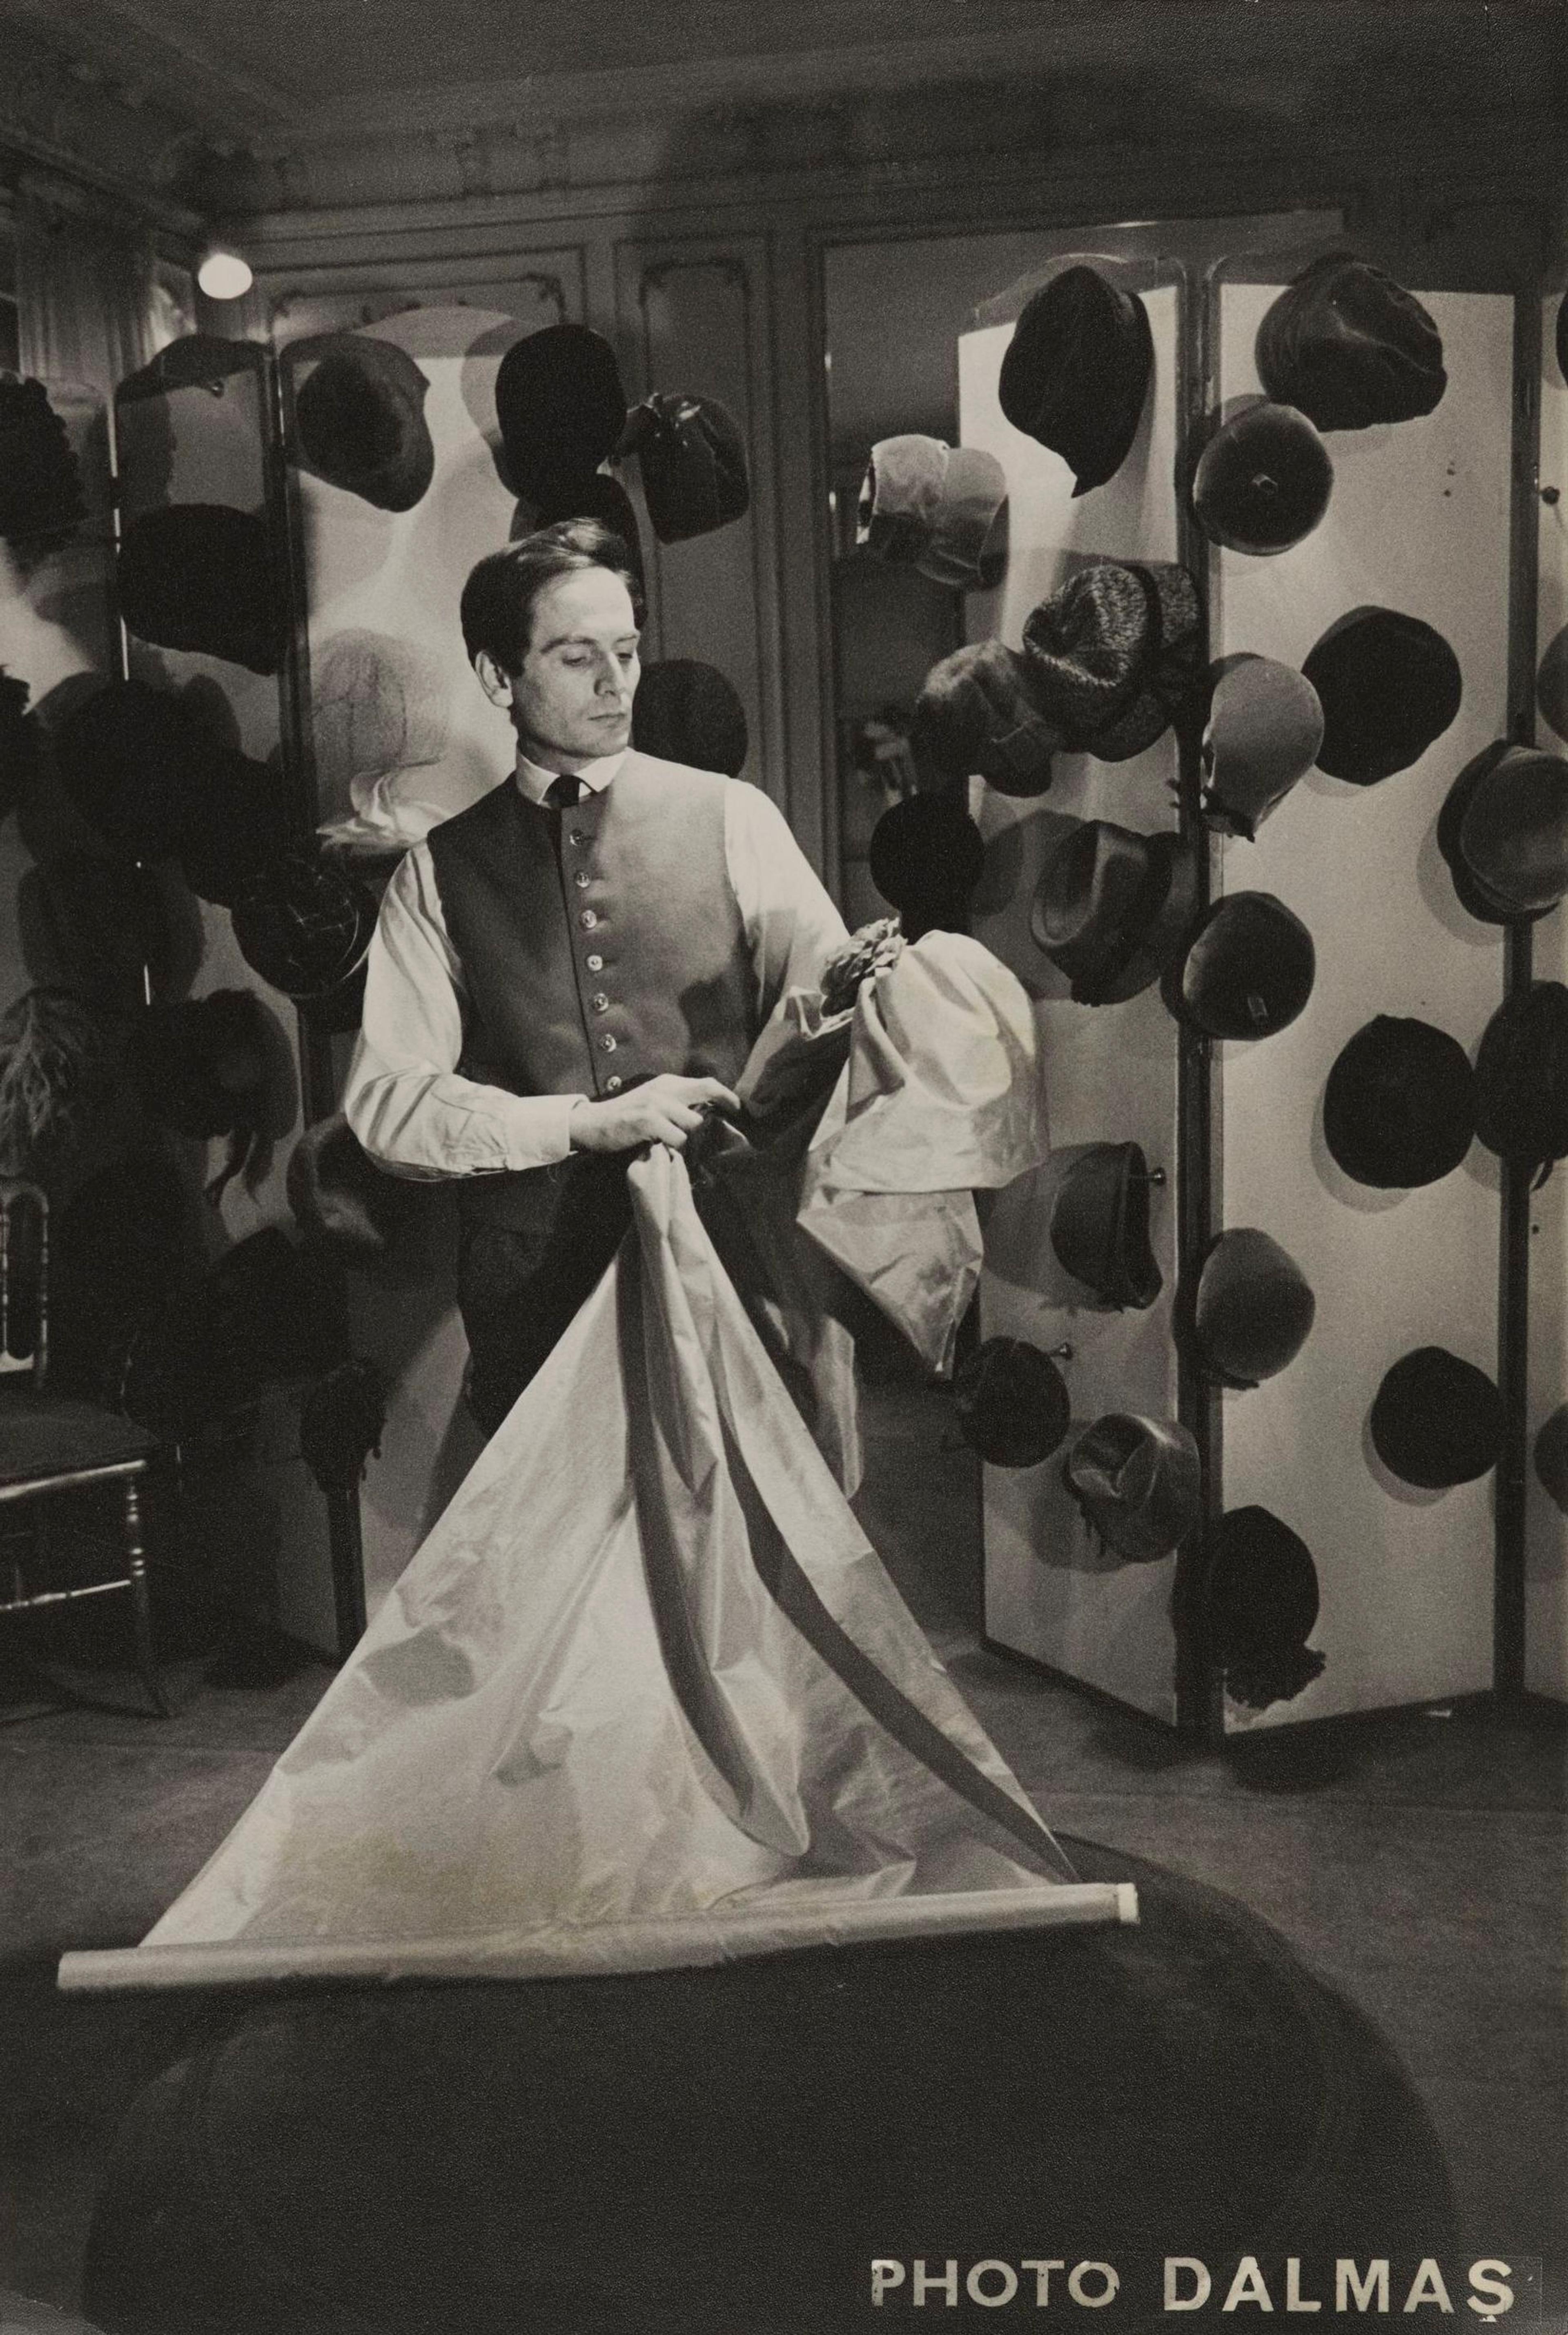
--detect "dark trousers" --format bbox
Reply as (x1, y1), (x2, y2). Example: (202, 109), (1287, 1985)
(457, 1154), (634, 1437)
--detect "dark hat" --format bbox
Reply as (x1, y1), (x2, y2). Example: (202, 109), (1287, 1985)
(54, 677), (210, 859)
(633, 659), (748, 776)
(1370, 1347), (1502, 1488)
(952, 1336), (1071, 1468)
(1301, 606), (1462, 784)
(1194, 1228), (1315, 1388)
(1437, 740), (1568, 924)
(1062, 1413), (1201, 1562)
(1192, 401), (1334, 556)
(1472, 981), (1568, 1186)
(288, 1114), (416, 1259)
(1021, 560), (1201, 761)
(1535, 1403), (1568, 1516)
(175, 749), (292, 909)
(1256, 254), (1446, 432)
(1537, 622), (1568, 746)
(867, 791), (985, 920)
(630, 392), (750, 544)
(911, 640), (1057, 797)
(1200, 655), (1324, 839)
(1049, 1141), (1163, 1310)
(998, 266), (1153, 496)
(230, 850), (378, 1003)
(1202, 1506), (1326, 1711)
(856, 437), (1008, 590)
(299, 1358), (389, 1495)
(119, 1225), (348, 1436)
(293, 335), (434, 512)
(1175, 892), (1315, 1041)
(527, 471), (647, 592)
(1323, 1015), (1475, 1188)
(0, 668), (40, 825)
(128, 989), (270, 1143)
(117, 504), (279, 675)
(1031, 820), (1198, 1005)
(495, 324), (627, 506)
(0, 377), (86, 546)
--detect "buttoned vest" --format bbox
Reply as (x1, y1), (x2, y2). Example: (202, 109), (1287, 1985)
(426, 752), (755, 1231)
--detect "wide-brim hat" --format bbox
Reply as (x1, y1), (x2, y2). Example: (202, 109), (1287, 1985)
(287, 1113), (416, 1258)
(526, 471), (647, 593)
(1174, 892), (1315, 1041)
(1049, 1140), (1163, 1310)
(1323, 1014), (1475, 1188)
(1437, 740), (1568, 923)
(630, 392), (750, 544)
(1537, 622), (1568, 746)
(54, 678), (208, 859)
(1200, 655), (1324, 838)
(117, 504), (279, 676)
(1062, 1413), (1201, 1562)
(911, 639), (1057, 797)
(1370, 1347), (1502, 1488)
(495, 324), (627, 506)
(312, 630), (451, 810)
(998, 265), (1153, 496)
(633, 660), (748, 777)
(0, 377), (86, 546)
(952, 1335), (1071, 1468)
(1021, 559), (1201, 762)
(1031, 820), (1198, 1005)
(294, 335), (434, 512)
(1201, 1506), (1326, 1710)
(1256, 253), (1446, 432)
(1192, 401), (1334, 555)
(1194, 1228), (1315, 1388)
(1301, 606), (1462, 784)
(857, 437), (1007, 591)
(1535, 1402), (1568, 1516)
(867, 791), (986, 916)
(231, 849), (379, 1001)
(128, 989), (271, 1141)
(1472, 981), (1568, 1186)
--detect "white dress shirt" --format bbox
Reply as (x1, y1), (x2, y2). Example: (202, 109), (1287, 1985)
(344, 749), (850, 1178)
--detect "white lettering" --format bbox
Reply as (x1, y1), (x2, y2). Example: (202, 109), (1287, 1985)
(1022, 2261), (1065, 2305)
(873, 2262), (906, 2306)
(1337, 2261), (1391, 2313)
(1403, 2263), (1454, 2315)
(1167, 2259), (1213, 2311)
(967, 2262), (1020, 2308)
(1223, 2258), (1275, 2312)
(1069, 2262), (1120, 2308)
(913, 2259), (958, 2307)
(1287, 2259), (1323, 2313)
(1467, 2264), (1516, 2317)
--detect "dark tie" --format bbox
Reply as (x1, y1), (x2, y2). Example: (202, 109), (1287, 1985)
(544, 773), (584, 810)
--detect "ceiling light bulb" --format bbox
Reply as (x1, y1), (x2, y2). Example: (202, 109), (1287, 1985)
(197, 249), (253, 301)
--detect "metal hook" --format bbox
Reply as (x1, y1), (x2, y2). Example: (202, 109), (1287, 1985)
(1046, 1341), (1074, 1362)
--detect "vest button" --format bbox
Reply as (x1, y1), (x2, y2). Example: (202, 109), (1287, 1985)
(585, 953), (604, 972)
(605, 1074), (623, 1093)
(568, 829), (588, 847)
(579, 909), (599, 929)
(599, 1034), (618, 1053)
(572, 869), (590, 889)
(591, 992), (610, 1012)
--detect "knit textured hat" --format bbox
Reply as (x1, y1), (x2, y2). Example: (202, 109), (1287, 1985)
(998, 266), (1154, 496)
(1256, 254), (1446, 432)
(911, 641), (1057, 797)
(1021, 561), (1201, 762)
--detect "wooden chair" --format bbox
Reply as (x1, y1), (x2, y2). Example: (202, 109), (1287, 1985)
(0, 1177), (169, 1716)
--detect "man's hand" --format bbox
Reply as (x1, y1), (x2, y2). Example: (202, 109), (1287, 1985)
(568, 1074), (740, 1155)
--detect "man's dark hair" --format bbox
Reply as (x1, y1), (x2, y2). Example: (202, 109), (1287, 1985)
(460, 518), (645, 674)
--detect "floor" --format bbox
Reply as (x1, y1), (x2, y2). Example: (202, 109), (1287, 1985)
(1, 1383), (1564, 2323)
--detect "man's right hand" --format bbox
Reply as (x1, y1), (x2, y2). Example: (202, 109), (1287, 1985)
(568, 1074), (741, 1155)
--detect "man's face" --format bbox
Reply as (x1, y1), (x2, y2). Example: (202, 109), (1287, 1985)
(507, 566), (640, 771)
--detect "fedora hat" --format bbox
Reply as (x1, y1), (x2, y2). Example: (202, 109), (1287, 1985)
(1049, 1141), (1163, 1310)
(117, 504), (279, 675)
(998, 266), (1153, 495)
(287, 1113), (416, 1259)
(628, 391), (749, 544)
(230, 849), (378, 1003)
(495, 324), (627, 506)
(1193, 1228), (1315, 1389)
(1256, 254), (1446, 433)
(0, 377), (85, 547)
(1192, 402), (1334, 556)
(1302, 607), (1462, 784)
(867, 791), (985, 928)
(857, 437), (1008, 590)
(1472, 981), (1568, 1187)
(1370, 1347), (1502, 1488)
(294, 335), (434, 512)
(1031, 820), (1198, 1005)
(1062, 1413), (1201, 1563)
(1323, 1015), (1475, 1188)
(1174, 892), (1315, 1041)
(1021, 560), (1201, 762)
(911, 640), (1057, 797)
(952, 1336), (1071, 1468)
(1202, 1506), (1326, 1710)
(1200, 655), (1324, 838)
(1437, 740), (1568, 925)
(1535, 1403), (1568, 1517)
(299, 1358), (389, 1495)
(633, 659), (748, 777)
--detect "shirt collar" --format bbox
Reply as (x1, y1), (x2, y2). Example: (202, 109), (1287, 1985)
(513, 748), (627, 807)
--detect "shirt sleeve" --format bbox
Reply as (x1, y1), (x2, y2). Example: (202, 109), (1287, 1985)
(343, 845), (582, 1179)
(724, 783), (851, 1023)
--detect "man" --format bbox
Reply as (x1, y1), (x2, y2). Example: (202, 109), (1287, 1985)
(344, 517), (848, 1434)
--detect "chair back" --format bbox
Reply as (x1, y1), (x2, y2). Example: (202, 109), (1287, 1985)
(0, 1179), (48, 1389)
